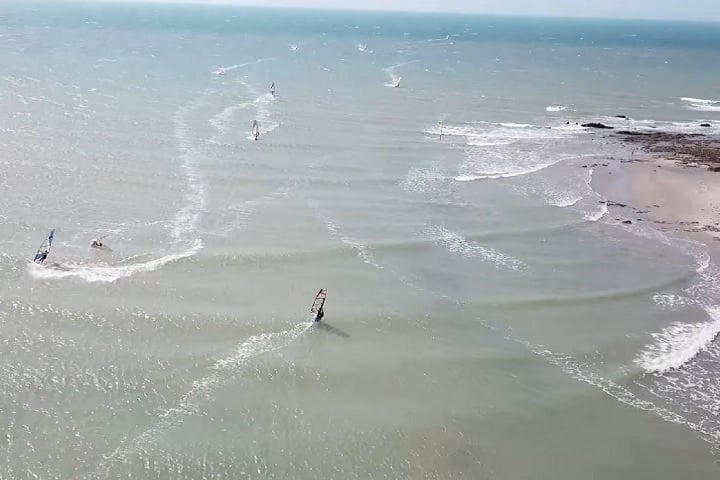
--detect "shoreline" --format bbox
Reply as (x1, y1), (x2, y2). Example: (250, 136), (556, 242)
(592, 132), (720, 262)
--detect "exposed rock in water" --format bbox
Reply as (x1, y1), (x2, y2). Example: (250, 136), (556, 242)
(621, 220), (632, 224)
(617, 130), (654, 136)
(700, 123), (711, 127)
(615, 115), (628, 119)
(612, 128), (720, 170)
(582, 122), (614, 129)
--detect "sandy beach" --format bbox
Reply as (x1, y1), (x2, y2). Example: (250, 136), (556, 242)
(627, 159), (720, 243)
(595, 131), (720, 259)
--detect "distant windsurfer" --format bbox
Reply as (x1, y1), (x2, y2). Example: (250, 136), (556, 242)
(270, 83), (275, 96)
(252, 120), (260, 141)
(33, 229), (55, 265)
(311, 288), (327, 322)
(91, 239), (103, 248)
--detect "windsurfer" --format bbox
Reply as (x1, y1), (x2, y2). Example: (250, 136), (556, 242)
(311, 288), (326, 322)
(36, 249), (49, 264)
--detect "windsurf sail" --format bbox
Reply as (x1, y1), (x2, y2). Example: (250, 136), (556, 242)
(252, 120), (260, 140)
(33, 229), (55, 264)
(310, 288), (326, 320)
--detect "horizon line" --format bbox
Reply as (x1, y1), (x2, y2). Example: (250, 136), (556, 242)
(10, 0), (720, 24)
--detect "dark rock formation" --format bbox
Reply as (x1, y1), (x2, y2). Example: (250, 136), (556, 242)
(582, 123), (613, 129)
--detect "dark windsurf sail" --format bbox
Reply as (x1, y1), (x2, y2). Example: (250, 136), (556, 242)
(252, 120), (260, 140)
(310, 288), (326, 321)
(33, 229), (55, 264)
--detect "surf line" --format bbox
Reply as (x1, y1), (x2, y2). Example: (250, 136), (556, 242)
(483, 320), (720, 449)
(85, 319), (314, 479)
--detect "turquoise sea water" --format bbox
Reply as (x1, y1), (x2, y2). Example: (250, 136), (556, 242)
(1, 3), (720, 479)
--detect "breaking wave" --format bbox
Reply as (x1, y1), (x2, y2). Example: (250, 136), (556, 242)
(680, 97), (720, 112)
(635, 306), (720, 374)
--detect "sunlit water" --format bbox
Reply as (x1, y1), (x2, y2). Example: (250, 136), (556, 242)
(1, 4), (720, 479)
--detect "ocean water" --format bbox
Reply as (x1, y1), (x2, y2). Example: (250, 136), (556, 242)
(1, 3), (720, 479)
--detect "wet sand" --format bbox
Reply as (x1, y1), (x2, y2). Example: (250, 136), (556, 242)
(595, 131), (720, 258)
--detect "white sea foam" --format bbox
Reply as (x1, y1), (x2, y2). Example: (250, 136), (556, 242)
(171, 104), (207, 246)
(688, 104), (720, 112)
(454, 153), (601, 182)
(27, 240), (202, 283)
(208, 101), (253, 138)
(680, 97), (720, 112)
(634, 306), (720, 374)
(324, 219), (383, 269)
(681, 97), (719, 105)
(480, 318), (720, 448)
(428, 120), (605, 182)
(212, 58), (274, 76)
(90, 320), (313, 477)
(584, 201), (608, 222)
(29, 98), (207, 284)
(251, 92), (279, 136)
(237, 82), (279, 140)
(653, 294), (695, 309)
(383, 60), (417, 87)
(402, 165), (446, 194)
(546, 105), (568, 112)
(499, 122), (535, 128)
(425, 224), (526, 271)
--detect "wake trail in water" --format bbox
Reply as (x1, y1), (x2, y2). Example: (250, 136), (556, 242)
(383, 60), (418, 87)
(86, 320), (313, 479)
(314, 210), (383, 270)
(207, 58), (278, 144)
(28, 99), (208, 283)
(211, 57), (275, 76)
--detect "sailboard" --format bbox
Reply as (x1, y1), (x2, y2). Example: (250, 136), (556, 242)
(32, 229), (55, 264)
(252, 120), (260, 140)
(393, 76), (401, 88)
(310, 288), (327, 321)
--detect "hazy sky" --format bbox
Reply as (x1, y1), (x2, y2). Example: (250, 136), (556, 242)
(34, 1), (720, 21)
